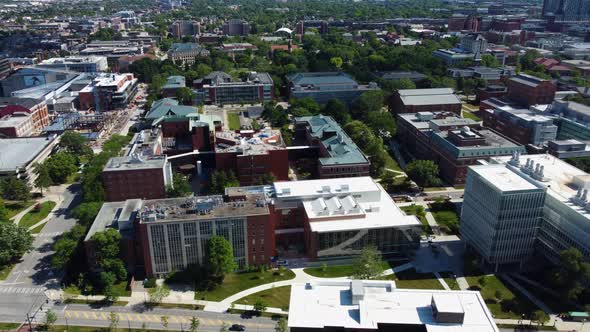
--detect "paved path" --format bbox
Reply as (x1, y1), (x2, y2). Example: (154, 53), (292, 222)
(381, 262), (413, 276)
(501, 275), (553, 314)
(433, 272), (451, 291)
(455, 272), (470, 290)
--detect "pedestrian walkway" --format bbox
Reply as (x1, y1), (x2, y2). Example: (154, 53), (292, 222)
(63, 310), (273, 328)
(433, 272), (451, 291)
(424, 208), (441, 235)
(454, 273), (470, 290)
(501, 275), (553, 314)
(381, 262), (413, 276)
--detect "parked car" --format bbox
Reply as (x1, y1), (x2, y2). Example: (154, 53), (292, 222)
(231, 324), (246, 331)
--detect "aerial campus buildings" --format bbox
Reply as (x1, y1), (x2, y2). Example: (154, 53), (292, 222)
(288, 280), (500, 332)
(461, 153), (590, 271)
(85, 177), (422, 277)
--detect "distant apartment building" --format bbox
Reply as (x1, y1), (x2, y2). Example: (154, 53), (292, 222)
(396, 111), (525, 184)
(462, 154), (590, 270)
(448, 14), (481, 32)
(480, 99), (558, 147)
(389, 88), (462, 114)
(460, 33), (488, 56)
(78, 73), (138, 111)
(432, 48), (476, 66)
(37, 56), (108, 72)
(167, 43), (210, 66)
(294, 115), (370, 179)
(194, 71), (273, 105)
(222, 19), (250, 36)
(162, 76), (186, 98)
(169, 20), (201, 39)
(286, 72), (379, 105)
(447, 66), (514, 82)
(84, 176), (421, 277)
(0, 97), (50, 137)
(550, 99), (590, 140)
(506, 74), (556, 107)
(0, 58), (11, 80)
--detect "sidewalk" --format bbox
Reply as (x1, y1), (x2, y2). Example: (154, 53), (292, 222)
(433, 272), (451, 291)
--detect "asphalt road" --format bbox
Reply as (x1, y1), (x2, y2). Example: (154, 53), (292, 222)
(0, 183), (80, 325)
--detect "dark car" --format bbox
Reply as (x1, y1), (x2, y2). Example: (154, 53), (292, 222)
(231, 324), (246, 331)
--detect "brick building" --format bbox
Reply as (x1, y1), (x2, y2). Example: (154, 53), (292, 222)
(294, 115), (370, 179)
(84, 177), (421, 277)
(102, 154), (172, 202)
(476, 85), (508, 103)
(214, 129), (289, 185)
(397, 112), (524, 184)
(0, 98), (50, 137)
(506, 73), (556, 107)
(389, 88), (462, 114)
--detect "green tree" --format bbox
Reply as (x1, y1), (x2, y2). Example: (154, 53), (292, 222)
(323, 99), (351, 124)
(255, 173), (276, 185)
(148, 285), (171, 306)
(532, 310), (549, 326)
(329, 56), (343, 69)
(176, 87), (195, 105)
(33, 162), (52, 196)
(351, 90), (385, 119)
(0, 199), (8, 223)
(51, 224), (86, 268)
(405, 160), (442, 188)
(276, 317), (287, 332)
(108, 311), (119, 332)
(1, 177), (31, 201)
(207, 236), (237, 278)
(253, 298), (268, 314)
(161, 315), (169, 329)
(352, 246), (385, 279)
(45, 309), (57, 329)
(552, 247), (590, 301)
(208, 170), (239, 195)
(0, 223), (33, 266)
(190, 317), (200, 332)
(45, 152), (78, 184)
(71, 202), (103, 226)
(480, 54), (500, 68)
(166, 172), (192, 197)
(366, 111), (396, 137)
(59, 131), (92, 157)
(381, 78), (416, 92)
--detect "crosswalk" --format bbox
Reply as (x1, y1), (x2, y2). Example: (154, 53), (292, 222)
(64, 310), (271, 327)
(0, 286), (45, 294)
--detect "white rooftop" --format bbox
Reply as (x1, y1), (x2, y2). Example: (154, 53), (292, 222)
(470, 164), (539, 192)
(274, 177), (420, 232)
(288, 280), (499, 332)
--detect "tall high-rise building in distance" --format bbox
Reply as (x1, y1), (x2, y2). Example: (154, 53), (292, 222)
(543, 0), (590, 21)
(169, 20), (201, 39)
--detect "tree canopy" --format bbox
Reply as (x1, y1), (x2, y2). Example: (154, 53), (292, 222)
(207, 236), (237, 277)
(0, 223), (33, 266)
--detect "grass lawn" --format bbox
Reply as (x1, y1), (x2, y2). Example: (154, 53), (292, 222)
(462, 110), (482, 121)
(400, 205), (433, 235)
(228, 308), (288, 319)
(0, 323), (20, 331)
(0, 264), (14, 281)
(465, 275), (538, 319)
(111, 280), (131, 297)
(4, 201), (34, 220)
(151, 303), (203, 310)
(30, 223), (46, 234)
(423, 187), (447, 192)
(429, 200), (460, 235)
(235, 285), (291, 310)
(66, 172), (81, 184)
(380, 269), (444, 290)
(384, 151), (402, 172)
(18, 201), (56, 229)
(496, 324), (556, 331)
(228, 112), (241, 131)
(439, 271), (460, 290)
(195, 269), (295, 302)
(303, 264), (355, 278)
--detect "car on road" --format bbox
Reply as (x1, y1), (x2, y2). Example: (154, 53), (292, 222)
(231, 324), (246, 331)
